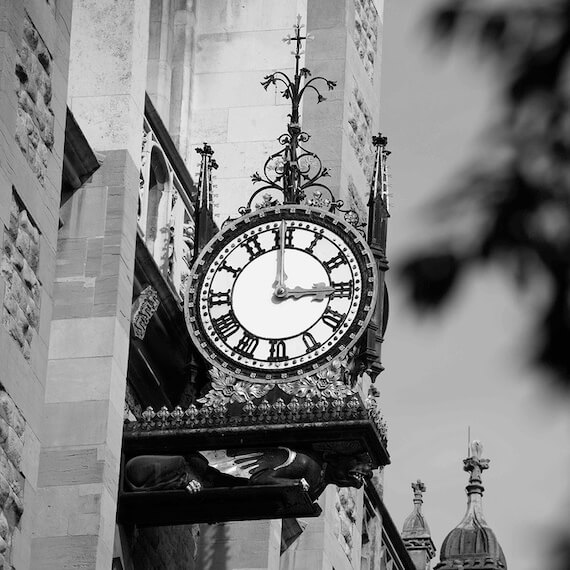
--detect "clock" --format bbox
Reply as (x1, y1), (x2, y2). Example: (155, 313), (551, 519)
(184, 205), (378, 383)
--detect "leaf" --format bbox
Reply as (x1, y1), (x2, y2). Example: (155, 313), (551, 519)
(399, 252), (461, 311)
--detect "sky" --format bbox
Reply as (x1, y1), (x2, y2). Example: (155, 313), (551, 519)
(378, 1), (570, 569)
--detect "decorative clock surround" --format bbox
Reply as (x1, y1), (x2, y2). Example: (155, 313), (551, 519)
(185, 205), (378, 383)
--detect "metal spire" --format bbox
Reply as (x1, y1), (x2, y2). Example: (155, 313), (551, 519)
(193, 143), (218, 262)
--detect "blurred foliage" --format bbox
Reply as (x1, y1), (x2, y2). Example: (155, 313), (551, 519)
(399, 0), (570, 388)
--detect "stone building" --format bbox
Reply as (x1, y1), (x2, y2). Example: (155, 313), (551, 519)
(399, 442), (507, 570)
(0, 0), (420, 569)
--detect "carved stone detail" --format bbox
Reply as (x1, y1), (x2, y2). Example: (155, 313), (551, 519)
(1, 192), (41, 359)
(348, 85), (375, 183)
(15, 17), (54, 186)
(131, 285), (160, 340)
(352, 0), (379, 81)
(334, 487), (358, 560)
(346, 175), (368, 225)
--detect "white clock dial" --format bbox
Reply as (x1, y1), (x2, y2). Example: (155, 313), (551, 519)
(185, 206), (378, 383)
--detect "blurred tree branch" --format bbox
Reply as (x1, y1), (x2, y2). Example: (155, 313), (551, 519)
(400, 0), (570, 389)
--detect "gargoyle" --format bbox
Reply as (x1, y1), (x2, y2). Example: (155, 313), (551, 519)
(124, 447), (373, 500)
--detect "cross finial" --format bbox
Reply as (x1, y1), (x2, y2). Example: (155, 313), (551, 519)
(282, 15), (314, 86)
(411, 479), (426, 504)
(463, 439), (490, 487)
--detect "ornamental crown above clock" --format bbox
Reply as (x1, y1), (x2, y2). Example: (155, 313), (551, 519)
(184, 17), (386, 384)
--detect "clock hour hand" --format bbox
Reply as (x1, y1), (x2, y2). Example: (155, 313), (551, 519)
(273, 220), (287, 296)
(282, 283), (335, 301)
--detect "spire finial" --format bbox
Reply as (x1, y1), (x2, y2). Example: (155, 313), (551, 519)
(411, 479), (426, 505)
(282, 14), (313, 83)
(436, 442), (506, 569)
(463, 439), (490, 488)
(193, 143), (218, 261)
(402, 478), (436, 561)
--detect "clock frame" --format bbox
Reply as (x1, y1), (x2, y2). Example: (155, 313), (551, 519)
(184, 205), (378, 383)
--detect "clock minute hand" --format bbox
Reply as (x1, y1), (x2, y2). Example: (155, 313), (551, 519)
(282, 283), (335, 301)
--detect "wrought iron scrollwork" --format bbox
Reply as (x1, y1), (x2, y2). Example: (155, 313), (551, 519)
(230, 16), (365, 232)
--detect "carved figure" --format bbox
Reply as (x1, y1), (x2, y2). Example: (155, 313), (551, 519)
(124, 447), (373, 500)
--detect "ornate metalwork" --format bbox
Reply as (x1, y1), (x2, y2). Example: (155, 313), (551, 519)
(198, 367), (273, 406)
(227, 16), (364, 232)
(125, 355), (388, 446)
(192, 143), (218, 263)
(128, 397), (386, 444)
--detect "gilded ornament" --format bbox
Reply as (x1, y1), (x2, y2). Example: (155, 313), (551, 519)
(170, 406), (184, 423)
(141, 406), (155, 424)
(184, 404), (198, 424)
(156, 406), (170, 425)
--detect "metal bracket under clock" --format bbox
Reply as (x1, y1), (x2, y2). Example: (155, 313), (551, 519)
(119, 355), (388, 526)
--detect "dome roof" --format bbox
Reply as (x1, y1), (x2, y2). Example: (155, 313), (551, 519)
(435, 441), (507, 570)
(438, 504), (507, 568)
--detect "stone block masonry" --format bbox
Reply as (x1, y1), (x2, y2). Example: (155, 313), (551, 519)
(347, 84), (375, 184)
(352, 0), (379, 82)
(14, 16), (55, 188)
(0, 386), (26, 569)
(1, 190), (41, 361)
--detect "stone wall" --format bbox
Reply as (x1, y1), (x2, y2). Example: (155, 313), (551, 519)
(0, 387), (26, 570)
(127, 525), (199, 570)
(1, 191), (41, 360)
(347, 84), (375, 185)
(0, 1), (72, 568)
(15, 17), (55, 188)
(352, 0), (379, 82)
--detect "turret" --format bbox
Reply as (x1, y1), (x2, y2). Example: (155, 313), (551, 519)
(435, 441), (507, 570)
(402, 479), (436, 570)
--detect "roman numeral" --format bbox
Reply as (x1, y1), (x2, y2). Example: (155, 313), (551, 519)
(301, 332), (319, 351)
(321, 307), (345, 329)
(322, 252), (346, 273)
(268, 339), (288, 361)
(235, 331), (259, 357)
(220, 261), (240, 276)
(332, 281), (353, 298)
(305, 233), (323, 254)
(213, 311), (240, 339)
(284, 227), (294, 247)
(272, 226), (295, 249)
(242, 235), (265, 260)
(208, 290), (231, 307)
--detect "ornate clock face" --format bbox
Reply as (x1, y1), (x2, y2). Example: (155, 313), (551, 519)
(185, 205), (378, 383)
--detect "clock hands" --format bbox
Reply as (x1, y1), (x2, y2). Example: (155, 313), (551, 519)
(272, 222), (333, 302)
(277, 283), (335, 302)
(273, 220), (288, 298)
